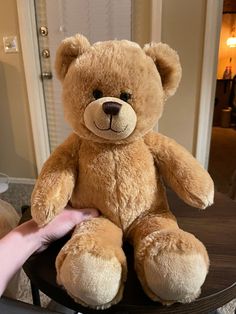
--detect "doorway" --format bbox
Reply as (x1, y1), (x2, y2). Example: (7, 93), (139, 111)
(208, 0), (236, 197)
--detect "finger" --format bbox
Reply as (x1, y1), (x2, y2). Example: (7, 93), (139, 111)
(65, 208), (99, 224)
(64, 205), (99, 217)
(78, 208), (100, 218)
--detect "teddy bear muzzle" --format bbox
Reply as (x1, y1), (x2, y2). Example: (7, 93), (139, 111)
(84, 96), (137, 141)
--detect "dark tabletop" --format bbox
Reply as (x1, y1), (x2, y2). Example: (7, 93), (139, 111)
(22, 190), (236, 314)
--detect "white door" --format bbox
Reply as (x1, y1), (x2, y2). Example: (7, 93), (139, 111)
(34, 0), (132, 152)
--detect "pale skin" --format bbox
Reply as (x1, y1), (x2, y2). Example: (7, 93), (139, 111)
(0, 206), (99, 297)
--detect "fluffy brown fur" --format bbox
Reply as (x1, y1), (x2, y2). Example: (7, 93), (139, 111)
(31, 34), (214, 309)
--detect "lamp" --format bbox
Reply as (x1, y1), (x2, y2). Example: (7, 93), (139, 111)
(227, 36), (236, 47)
(227, 17), (236, 48)
(227, 33), (236, 48)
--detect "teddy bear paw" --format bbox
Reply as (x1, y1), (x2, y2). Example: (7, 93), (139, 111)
(57, 251), (125, 309)
(143, 250), (208, 304)
(31, 201), (59, 226)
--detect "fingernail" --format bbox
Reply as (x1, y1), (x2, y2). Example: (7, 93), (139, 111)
(84, 209), (99, 217)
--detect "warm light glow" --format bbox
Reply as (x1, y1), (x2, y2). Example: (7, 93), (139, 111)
(227, 36), (236, 48)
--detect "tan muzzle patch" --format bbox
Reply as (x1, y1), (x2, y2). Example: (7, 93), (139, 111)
(84, 97), (137, 140)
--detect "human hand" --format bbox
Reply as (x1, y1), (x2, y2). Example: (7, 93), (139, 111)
(37, 206), (99, 252)
(0, 206), (99, 296)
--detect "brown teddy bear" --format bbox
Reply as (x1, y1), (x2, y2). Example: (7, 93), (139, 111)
(31, 34), (214, 310)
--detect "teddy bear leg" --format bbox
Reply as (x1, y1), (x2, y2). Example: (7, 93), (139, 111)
(129, 215), (209, 304)
(56, 217), (127, 310)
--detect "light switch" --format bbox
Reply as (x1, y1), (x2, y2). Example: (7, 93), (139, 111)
(3, 36), (18, 53)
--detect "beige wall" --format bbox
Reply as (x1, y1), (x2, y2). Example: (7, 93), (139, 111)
(159, 0), (207, 154)
(0, 0), (37, 179)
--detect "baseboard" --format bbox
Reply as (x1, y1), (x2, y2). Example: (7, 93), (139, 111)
(9, 177), (36, 185)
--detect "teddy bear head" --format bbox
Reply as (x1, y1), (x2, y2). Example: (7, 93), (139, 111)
(55, 34), (182, 144)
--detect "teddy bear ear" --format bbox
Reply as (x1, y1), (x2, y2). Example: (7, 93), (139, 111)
(55, 33), (90, 81)
(143, 42), (182, 99)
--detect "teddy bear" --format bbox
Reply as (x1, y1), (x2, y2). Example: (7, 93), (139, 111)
(31, 33), (214, 310)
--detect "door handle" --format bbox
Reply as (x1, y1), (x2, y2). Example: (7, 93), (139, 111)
(41, 72), (53, 80)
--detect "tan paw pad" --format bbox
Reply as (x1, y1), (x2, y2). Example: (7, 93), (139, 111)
(58, 252), (122, 307)
(144, 252), (208, 303)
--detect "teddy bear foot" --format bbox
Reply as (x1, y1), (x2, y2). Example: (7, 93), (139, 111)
(57, 250), (124, 309)
(135, 229), (209, 305)
(56, 217), (127, 310)
(144, 251), (205, 304)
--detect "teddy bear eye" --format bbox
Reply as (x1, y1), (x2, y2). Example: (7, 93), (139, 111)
(93, 89), (103, 100)
(120, 92), (131, 102)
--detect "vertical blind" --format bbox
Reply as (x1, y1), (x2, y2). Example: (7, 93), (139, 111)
(35, 0), (132, 152)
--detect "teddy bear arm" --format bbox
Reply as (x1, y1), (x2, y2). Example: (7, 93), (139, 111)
(31, 134), (79, 226)
(144, 132), (214, 209)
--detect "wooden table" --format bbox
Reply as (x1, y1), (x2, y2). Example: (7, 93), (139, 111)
(23, 190), (236, 313)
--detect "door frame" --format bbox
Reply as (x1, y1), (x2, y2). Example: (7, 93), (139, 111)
(17, 0), (50, 174)
(195, 0), (223, 168)
(151, 0), (162, 43)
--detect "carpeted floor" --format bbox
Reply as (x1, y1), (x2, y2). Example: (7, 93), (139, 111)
(1, 182), (34, 213)
(208, 127), (236, 195)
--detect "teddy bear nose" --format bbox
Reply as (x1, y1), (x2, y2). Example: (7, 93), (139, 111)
(102, 102), (121, 116)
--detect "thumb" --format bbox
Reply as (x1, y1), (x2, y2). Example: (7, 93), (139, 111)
(67, 208), (100, 224)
